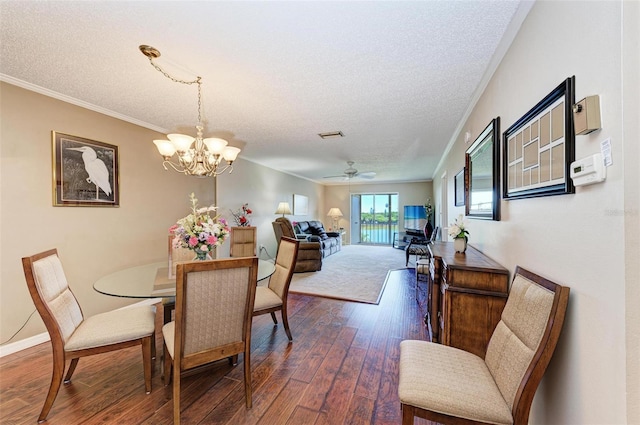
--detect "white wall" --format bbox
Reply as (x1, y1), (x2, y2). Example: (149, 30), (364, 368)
(216, 160), (324, 260)
(433, 2), (639, 423)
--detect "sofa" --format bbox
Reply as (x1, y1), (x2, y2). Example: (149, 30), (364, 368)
(294, 220), (342, 258)
(272, 218), (341, 273)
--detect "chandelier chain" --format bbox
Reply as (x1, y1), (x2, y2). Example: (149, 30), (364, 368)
(146, 56), (203, 125)
(145, 57), (200, 86)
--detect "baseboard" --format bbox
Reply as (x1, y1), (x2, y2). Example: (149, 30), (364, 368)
(0, 298), (162, 358)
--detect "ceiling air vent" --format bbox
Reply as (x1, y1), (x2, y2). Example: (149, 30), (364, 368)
(318, 131), (344, 139)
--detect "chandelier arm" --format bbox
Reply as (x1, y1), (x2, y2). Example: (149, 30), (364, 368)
(162, 160), (189, 174)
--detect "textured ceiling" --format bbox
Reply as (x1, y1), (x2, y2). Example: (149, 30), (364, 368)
(0, 1), (529, 184)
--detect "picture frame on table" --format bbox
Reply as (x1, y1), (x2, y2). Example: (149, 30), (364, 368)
(52, 131), (119, 207)
(502, 76), (576, 200)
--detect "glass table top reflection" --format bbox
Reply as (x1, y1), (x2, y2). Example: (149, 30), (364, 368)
(93, 259), (276, 299)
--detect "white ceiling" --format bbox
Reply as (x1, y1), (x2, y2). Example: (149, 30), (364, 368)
(0, 1), (530, 184)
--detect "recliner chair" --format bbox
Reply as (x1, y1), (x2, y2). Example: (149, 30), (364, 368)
(272, 217), (322, 272)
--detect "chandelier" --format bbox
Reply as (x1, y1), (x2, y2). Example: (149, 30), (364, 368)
(140, 45), (240, 177)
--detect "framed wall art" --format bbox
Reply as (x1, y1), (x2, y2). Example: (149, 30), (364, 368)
(465, 117), (501, 220)
(503, 76), (576, 200)
(52, 131), (120, 207)
(454, 169), (465, 207)
(293, 193), (308, 215)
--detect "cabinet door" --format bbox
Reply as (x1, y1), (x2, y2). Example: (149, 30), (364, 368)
(442, 288), (506, 357)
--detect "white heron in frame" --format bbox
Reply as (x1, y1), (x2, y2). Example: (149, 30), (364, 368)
(66, 146), (112, 199)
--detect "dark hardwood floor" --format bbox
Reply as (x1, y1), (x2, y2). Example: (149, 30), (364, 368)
(0, 268), (433, 425)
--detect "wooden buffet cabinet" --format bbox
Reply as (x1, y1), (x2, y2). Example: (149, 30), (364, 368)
(426, 242), (509, 358)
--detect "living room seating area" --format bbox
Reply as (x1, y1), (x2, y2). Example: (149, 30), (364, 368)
(293, 220), (342, 258)
(272, 217), (341, 273)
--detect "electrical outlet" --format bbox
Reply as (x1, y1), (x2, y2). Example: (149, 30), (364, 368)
(259, 244), (264, 251)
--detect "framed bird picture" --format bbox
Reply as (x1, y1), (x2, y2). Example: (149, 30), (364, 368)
(52, 132), (120, 207)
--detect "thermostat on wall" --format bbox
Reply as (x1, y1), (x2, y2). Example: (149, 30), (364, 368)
(570, 153), (606, 186)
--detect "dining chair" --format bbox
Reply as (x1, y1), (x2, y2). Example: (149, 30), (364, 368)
(253, 237), (299, 340)
(22, 248), (156, 423)
(405, 225), (438, 266)
(162, 257), (258, 425)
(163, 235), (195, 324)
(230, 226), (257, 257)
(398, 266), (570, 425)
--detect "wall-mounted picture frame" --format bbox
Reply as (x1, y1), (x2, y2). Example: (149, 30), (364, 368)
(293, 193), (308, 215)
(465, 118), (501, 220)
(52, 131), (119, 207)
(454, 169), (465, 207)
(503, 76), (576, 200)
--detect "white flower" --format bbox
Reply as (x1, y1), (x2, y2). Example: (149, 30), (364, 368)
(448, 214), (469, 239)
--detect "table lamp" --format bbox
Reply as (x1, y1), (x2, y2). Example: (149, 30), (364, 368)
(275, 202), (292, 217)
(327, 207), (343, 230)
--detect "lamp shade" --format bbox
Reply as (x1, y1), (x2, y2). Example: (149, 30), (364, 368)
(275, 202), (292, 216)
(327, 207), (343, 217)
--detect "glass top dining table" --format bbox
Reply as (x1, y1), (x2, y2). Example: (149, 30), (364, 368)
(93, 259), (276, 299)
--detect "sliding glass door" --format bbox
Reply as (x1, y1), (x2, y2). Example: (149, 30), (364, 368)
(351, 193), (398, 245)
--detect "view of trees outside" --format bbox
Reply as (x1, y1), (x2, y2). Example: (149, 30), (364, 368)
(358, 193), (398, 244)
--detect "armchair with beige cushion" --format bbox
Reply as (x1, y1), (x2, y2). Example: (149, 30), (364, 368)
(22, 249), (156, 423)
(272, 217), (322, 272)
(399, 266), (570, 425)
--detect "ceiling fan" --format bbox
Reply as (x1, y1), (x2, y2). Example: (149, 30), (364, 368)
(323, 161), (376, 180)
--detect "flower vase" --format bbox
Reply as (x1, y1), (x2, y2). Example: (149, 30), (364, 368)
(454, 237), (467, 254)
(193, 251), (213, 261)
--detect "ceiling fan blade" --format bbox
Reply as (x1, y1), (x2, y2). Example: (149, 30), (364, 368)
(323, 174), (347, 179)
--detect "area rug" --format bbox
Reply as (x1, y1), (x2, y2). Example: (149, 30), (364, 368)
(289, 244), (406, 304)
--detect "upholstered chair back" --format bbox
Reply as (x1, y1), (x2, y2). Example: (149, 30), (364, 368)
(179, 266), (251, 356)
(268, 237), (297, 299)
(30, 253), (84, 345)
(274, 217), (296, 239)
(484, 273), (556, 411)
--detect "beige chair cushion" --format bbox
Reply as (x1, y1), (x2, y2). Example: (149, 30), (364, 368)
(253, 286), (283, 311)
(163, 321), (176, 359)
(33, 255), (83, 343)
(65, 306), (156, 351)
(399, 340), (513, 425)
(485, 274), (554, 409)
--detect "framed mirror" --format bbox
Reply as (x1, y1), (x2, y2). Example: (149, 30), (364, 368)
(465, 117), (501, 220)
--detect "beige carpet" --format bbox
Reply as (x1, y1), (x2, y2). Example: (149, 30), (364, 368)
(289, 244), (407, 304)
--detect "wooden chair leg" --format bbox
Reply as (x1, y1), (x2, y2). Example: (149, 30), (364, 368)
(270, 312), (278, 324)
(63, 358), (79, 383)
(39, 351), (66, 423)
(401, 403), (415, 425)
(142, 336), (152, 394)
(229, 354), (239, 366)
(244, 347), (252, 408)
(172, 365), (181, 425)
(163, 343), (172, 385)
(280, 308), (293, 341)
(151, 330), (157, 361)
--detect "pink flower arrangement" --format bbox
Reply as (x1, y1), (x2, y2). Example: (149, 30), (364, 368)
(170, 193), (230, 259)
